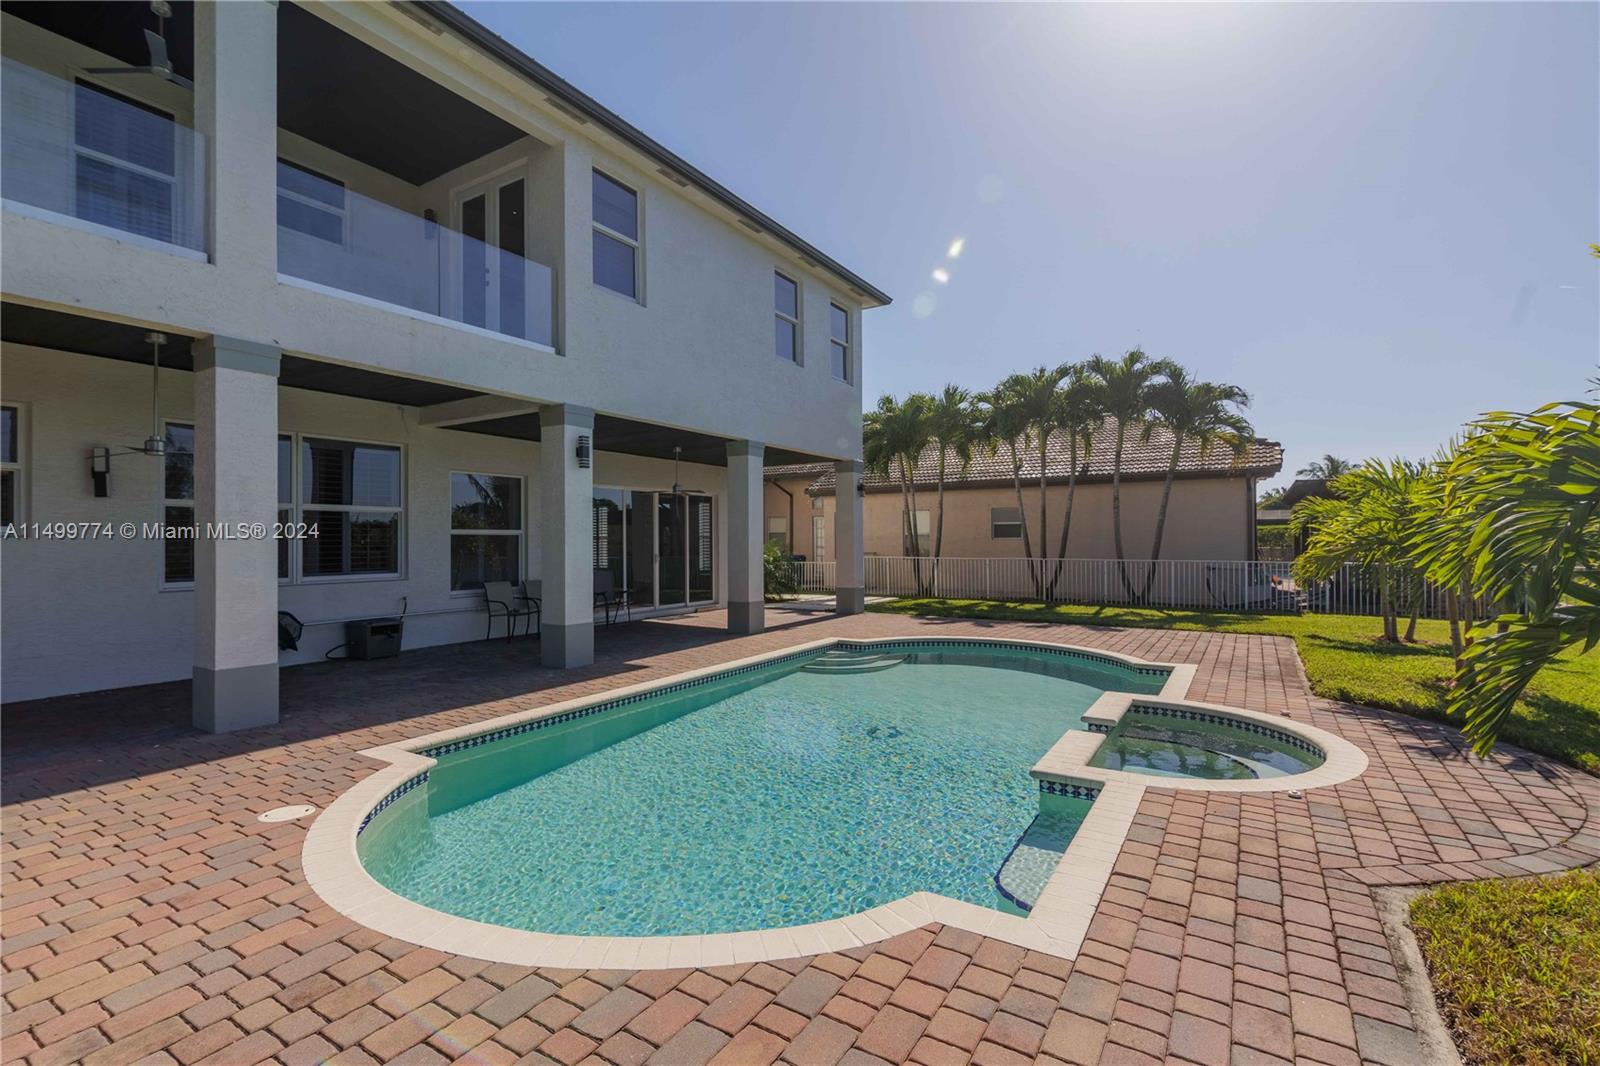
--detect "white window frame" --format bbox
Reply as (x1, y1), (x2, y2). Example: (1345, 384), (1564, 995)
(591, 168), (641, 302)
(159, 428), (405, 589)
(812, 514), (826, 561)
(1, 403), (26, 530)
(990, 506), (1023, 540)
(774, 271), (801, 364)
(766, 514), (789, 549)
(160, 420), (197, 589)
(276, 157), (347, 247)
(913, 509), (931, 555)
(298, 434), (406, 584)
(448, 470), (525, 594)
(829, 302), (851, 383)
(70, 76), (178, 241)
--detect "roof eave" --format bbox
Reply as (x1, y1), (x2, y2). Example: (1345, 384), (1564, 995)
(412, 1), (892, 308)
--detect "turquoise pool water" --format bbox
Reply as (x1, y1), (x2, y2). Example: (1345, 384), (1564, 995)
(1088, 715), (1323, 780)
(360, 644), (1165, 937)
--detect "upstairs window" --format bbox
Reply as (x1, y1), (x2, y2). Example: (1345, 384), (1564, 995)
(277, 159), (345, 244)
(73, 80), (176, 243)
(991, 506), (1023, 540)
(774, 272), (799, 362)
(592, 170), (639, 299)
(830, 303), (851, 382)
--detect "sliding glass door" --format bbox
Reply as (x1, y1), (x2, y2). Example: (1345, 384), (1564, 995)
(593, 488), (713, 610)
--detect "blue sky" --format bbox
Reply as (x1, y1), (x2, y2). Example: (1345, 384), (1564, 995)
(472, 2), (1599, 492)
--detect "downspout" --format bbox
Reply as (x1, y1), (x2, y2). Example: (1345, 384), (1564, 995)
(1247, 477), (1257, 561)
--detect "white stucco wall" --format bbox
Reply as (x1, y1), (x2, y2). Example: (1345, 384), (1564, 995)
(0, 345), (732, 702)
(0, 4), (871, 462)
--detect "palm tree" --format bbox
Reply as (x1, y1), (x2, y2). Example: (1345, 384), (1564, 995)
(975, 382), (1037, 578)
(1083, 348), (1180, 598)
(1142, 369), (1254, 598)
(1410, 396), (1598, 755)
(1046, 366), (1103, 597)
(1257, 486), (1288, 508)
(864, 393), (932, 592)
(999, 366), (1071, 595)
(1293, 461), (1425, 643)
(1297, 455), (1353, 479)
(925, 385), (975, 591)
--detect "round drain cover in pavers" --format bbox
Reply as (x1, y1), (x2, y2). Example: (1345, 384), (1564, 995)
(258, 804), (317, 823)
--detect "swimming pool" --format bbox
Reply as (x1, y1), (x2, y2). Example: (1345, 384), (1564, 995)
(1087, 708), (1325, 780)
(358, 642), (1168, 937)
(306, 635), (1366, 968)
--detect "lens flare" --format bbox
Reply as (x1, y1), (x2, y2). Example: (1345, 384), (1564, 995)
(931, 268), (950, 284)
(947, 238), (965, 258)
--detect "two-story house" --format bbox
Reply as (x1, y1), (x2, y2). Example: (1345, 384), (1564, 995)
(0, 0), (888, 730)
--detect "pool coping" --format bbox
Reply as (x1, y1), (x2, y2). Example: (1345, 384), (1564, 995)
(301, 636), (1366, 969)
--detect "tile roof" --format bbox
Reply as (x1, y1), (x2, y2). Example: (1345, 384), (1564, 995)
(803, 418), (1282, 495)
(764, 461), (835, 480)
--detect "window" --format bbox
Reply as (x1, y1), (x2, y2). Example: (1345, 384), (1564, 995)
(991, 506), (1023, 540)
(163, 427), (294, 584)
(301, 438), (402, 578)
(277, 436), (292, 580)
(592, 169), (639, 298)
(277, 159), (345, 244)
(73, 80), (176, 243)
(912, 509), (931, 555)
(813, 515), (826, 561)
(766, 515), (789, 551)
(829, 303), (851, 382)
(450, 473), (522, 591)
(162, 423), (196, 584)
(1, 405), (22, 528)
(774, 272), (799, 362)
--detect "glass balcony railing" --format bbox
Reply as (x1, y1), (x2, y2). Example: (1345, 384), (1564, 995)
(1, 59), (207, 254)
(276, 167), (554, 348)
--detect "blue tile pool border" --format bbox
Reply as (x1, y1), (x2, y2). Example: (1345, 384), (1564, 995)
(1117, 704), (1327, 760)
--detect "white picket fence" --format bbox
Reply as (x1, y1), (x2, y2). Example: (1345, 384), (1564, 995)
(783, 556), (1473, 618)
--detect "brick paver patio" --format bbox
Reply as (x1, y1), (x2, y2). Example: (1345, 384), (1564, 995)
(3, 610), (1597, 1066)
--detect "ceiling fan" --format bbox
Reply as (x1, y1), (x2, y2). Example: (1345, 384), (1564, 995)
(85, 1), (193, 90)
(669, 446), (707, 496)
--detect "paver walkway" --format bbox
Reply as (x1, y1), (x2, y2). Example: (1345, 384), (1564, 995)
(3, 611), (1597, 1066)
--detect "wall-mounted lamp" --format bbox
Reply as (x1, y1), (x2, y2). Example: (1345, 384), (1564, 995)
(856, 478), (866, 497)
(423, 208), (437, 241)
(575, 434), (592, 469)
(90, 446), (112, 497)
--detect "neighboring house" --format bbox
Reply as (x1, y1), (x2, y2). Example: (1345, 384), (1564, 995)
(1256, 478), (1334, 556)
(0, 1), (885, 728)
(767, 421), (1283, 563)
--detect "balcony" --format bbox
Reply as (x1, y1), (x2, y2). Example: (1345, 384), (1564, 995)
(1, 58), (206, 256)
(276, 164), (555, 349)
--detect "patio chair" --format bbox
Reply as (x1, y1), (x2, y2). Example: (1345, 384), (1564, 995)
(482, 581), (534, 641)
(518, 580), (543, 637)
(594, 569), (630, 625)
(1205, 564), (1299, 613)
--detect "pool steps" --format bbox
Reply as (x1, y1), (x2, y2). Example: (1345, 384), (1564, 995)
(799, 651), (907, 674)
(994, 813), (1079, 911)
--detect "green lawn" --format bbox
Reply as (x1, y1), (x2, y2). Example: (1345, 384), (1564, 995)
(868, 598), (1600, 774)
(1410, 870), (1600, 1065)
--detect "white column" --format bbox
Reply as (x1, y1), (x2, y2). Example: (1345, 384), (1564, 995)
(726, 440), (765, 635)
(194, 0), (277, 277)
(539, 405), (595, 668)
(193, 336), (281, 733)
(835, 460), (865, 615)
